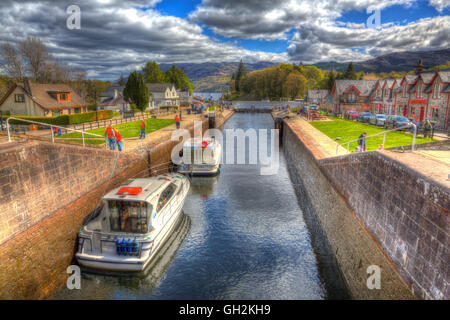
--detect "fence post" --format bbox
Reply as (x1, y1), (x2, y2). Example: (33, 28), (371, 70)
(347, 143), (349, 154)
(7, 119), (11, 142)
(382, 132), (386, 149)
(82, 132), (85, 147)
(411, 124), (417, 152)
(51, 126), (54, 143)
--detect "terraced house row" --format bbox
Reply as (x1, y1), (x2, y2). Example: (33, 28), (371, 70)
(331, 61), (450, 130)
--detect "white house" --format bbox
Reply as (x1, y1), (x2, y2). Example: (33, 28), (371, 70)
(100, 83), (180, 110)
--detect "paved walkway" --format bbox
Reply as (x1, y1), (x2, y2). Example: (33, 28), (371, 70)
(285, 115), (450, 188)
(385, 150), (450, 188)
(285, 116), (348, 158)
(121, 110), (233, 153)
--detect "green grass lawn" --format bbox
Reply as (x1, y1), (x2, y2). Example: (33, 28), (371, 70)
(310, 118), (435, 152)
(60, 118), (175, 145)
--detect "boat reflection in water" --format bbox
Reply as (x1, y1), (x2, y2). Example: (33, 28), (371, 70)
(51, 213), (191, 299)
(189, 175), (219, 196)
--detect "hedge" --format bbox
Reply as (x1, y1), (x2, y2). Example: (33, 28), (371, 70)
(4, 110), (115, 126)
(159, 105), (179, 110)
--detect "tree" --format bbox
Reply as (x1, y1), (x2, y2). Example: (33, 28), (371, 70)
(326, 71), (336, 91)
(0, 43), (25, 81)
(123, 71), (149, 112)
(0, 37), (75, 83)
(19, 37), (51, 82)
(282, 71), (307, 99)
(344, 62), (357, 80)
(165, 65), (194, 93)
(142, 61), (166, 83)
(230, 59), (248, 92)
(118, 74), (126, 86)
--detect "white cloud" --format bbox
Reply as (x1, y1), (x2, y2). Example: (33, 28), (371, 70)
(287, 16), (450, 63)
(429, 0), (450, 12)
(0, 0), (286, 80)
(189, 0), (416, 40)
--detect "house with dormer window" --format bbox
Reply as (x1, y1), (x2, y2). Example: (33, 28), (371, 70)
(100, 83), (180, 110)
(0, 80), (88, 117)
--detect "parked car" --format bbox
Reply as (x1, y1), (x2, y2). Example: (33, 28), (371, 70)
(345, 110), (359, 120)
(385, 115), (412, 130)
(358, 112), (373, 123)
(369, 114), (387, 126)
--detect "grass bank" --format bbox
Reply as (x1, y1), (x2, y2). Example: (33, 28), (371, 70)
(60, 118), (175, 145)
(310, 118), (435, 152)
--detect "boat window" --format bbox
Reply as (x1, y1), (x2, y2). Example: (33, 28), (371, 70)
(156, 183), (177, 212)
(108, 200), (151, 233)
(184, 145), (214, 164)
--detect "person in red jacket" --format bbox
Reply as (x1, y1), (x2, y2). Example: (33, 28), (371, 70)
(139, 120), (146, 139)
(175, 114), (180, 129)
(105, 125), (116, 150)
(115, 129), (123, 152)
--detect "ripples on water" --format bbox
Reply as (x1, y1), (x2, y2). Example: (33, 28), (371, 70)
(52, 113), (349, 300)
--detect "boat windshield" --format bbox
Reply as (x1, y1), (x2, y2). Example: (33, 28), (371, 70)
(183, 145), (215, 164)
(108, 200), (152, 233)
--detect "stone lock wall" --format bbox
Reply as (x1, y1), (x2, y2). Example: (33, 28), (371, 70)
(0, 111), (234, 300)
(319, 152), (449, 300)
(0, 141), (149, 299)
(283, 121), (416, 300)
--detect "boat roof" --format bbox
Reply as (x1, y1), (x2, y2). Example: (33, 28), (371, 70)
(102, 177), (174, 202)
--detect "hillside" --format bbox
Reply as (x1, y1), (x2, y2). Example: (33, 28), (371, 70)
(160, 48), (450, 92)
(160, 61), (276, 92)
(311, 48), (450, 73)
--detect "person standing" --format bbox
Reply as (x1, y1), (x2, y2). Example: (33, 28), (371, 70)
(423, 119), (432, 138)
(175, 114), (180, 129)
(105, 125), (116, 150)
(115, 129), (123, 152)
(358, 132), (367, 152)
(140, 120), (146, 139)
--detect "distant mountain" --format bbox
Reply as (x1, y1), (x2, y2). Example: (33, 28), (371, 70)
(310, 48), (450, 73)
(159, 61), (275, 81)
(159, 48), (450, 92)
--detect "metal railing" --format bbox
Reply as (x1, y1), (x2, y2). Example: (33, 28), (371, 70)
(6, 117), (105, 148)
(335, 124), (417, 155)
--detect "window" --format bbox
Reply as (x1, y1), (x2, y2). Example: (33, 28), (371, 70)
(417, 83), (422, 98)
(434, 84), (441, 99)
(74, 108), (81, 114)
(109, 200), (151, 233)
(58, 93), (70, 102)
(431, 107), (439, 121)
(156, 184), (177, 213)
(402, 86), (406, 97)
(15, 94), (25, 103)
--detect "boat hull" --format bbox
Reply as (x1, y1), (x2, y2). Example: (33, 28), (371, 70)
(178, 164), (220, 176)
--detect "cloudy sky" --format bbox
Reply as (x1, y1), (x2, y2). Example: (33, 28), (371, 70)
(0, 0), (449, 79)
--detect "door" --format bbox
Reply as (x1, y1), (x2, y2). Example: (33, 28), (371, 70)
(419, 107), (425, 122)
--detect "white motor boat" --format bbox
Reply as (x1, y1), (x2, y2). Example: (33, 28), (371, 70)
(177, 137), (222, 176)
(75, 173), (190, 272)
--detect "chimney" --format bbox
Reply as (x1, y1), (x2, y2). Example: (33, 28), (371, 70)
(23, 78), (32, 96)
(414, 59), (424, 75)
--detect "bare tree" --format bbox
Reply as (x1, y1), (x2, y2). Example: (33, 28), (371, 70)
(0, 43), (25, 81)
(19, 37), (51, 82)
